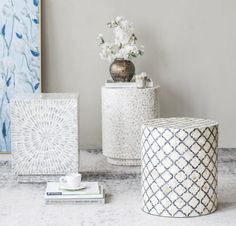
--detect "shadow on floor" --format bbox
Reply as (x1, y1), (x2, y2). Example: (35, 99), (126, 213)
(105, 193), (112, 204)
(218, 202), (236, 211)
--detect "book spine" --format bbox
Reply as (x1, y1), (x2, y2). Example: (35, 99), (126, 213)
(105, 82), (153, 88)
(45, 194), (104, 199)
(45, 199), (105, 205)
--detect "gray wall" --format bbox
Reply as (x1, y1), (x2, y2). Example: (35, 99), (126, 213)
(42, 0), (236, 148)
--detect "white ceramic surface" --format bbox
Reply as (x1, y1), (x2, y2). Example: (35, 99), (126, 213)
(60, 173), (82, 188)
(102, 86), (160, 165)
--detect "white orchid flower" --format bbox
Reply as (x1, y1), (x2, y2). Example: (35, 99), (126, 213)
(98, 16), (144, 61)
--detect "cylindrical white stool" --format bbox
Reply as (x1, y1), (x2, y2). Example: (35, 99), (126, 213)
(141, 117), (218, 217)
(102, 86), (160, 166)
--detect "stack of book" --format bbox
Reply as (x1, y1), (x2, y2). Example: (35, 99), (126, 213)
(45, 182), (105, 204)
(104, 79), (154, 88)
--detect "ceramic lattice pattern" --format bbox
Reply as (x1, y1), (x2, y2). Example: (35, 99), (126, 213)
(11, 94), (79, 180)
(141, 117), (218, 217)
(102, 87), (160, 166)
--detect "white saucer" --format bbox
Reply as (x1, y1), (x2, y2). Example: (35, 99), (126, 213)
(59, 183), (86, 191)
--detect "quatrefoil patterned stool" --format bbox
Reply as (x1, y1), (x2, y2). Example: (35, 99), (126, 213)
(141, 117), (218, 217)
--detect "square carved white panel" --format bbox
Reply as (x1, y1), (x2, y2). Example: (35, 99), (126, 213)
(11, 93), (79, 181)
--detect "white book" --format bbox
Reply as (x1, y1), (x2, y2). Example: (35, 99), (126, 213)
(45, 185), (104, 200)
(45, 199), (105, 205)
(45, 195), (105, 205)
(105, 79), (154, 88)
(46, 182), (100, 196)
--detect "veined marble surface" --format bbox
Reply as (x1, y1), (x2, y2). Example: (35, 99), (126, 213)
(0, 149), (236, 226)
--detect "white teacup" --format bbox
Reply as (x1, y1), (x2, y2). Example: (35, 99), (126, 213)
(60, 173), (82, 188)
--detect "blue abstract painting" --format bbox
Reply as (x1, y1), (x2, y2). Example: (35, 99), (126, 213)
(0, 0), (41, 152)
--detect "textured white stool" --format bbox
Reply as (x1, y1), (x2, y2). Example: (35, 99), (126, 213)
(11, 93), (79, 183)
(141, 117), (218, 217)
(102, 86), (160, 166)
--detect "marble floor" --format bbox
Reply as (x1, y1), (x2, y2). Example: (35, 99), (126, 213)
(0, 149), (236, 226)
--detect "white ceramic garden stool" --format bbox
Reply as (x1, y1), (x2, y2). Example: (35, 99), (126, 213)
(11, 93), (79, 183)
(102, 86), (160, 166)
(141, 117), (218, 217)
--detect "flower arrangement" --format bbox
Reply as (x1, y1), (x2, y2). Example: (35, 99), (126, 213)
(97, 16), (144, 62)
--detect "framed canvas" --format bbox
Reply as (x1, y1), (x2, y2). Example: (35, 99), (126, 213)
(0, 0), (41, 153)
